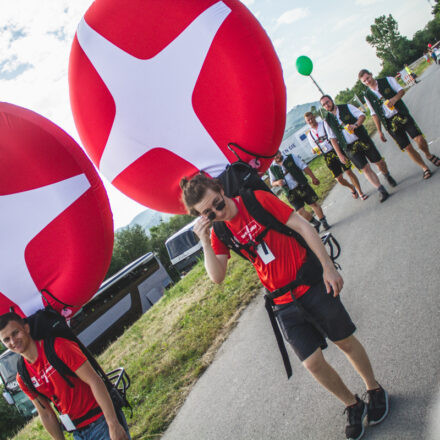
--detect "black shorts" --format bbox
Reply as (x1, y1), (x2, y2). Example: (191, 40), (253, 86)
(324, 151), (352, 178)
(345, 139), (382, 170)
(286, 184), (318, 210)
(387, 113), (423, 150)
(274, 282), (356, 362)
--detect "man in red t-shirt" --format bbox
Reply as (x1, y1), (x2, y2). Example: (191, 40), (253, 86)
(0, 313), (130, 440)
(180, 173), (389, 440)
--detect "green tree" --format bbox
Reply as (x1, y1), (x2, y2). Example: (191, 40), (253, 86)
(433, 0), (440, 16)
(335, 88), (354, 105)
(366, 14), (406, 68)
(106, 224), (151, 278)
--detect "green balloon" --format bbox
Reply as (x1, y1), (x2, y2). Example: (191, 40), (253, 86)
(296, 56), (313, 76)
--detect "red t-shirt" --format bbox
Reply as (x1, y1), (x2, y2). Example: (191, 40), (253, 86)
(17, 338), (102, 428)
(211, 191), (310, 304)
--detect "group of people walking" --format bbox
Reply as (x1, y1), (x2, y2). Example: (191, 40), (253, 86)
(180, 68), (439, 440)
(273, 68), (440, 232)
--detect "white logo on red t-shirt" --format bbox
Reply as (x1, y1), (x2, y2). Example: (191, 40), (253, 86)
(236, 220), (263, 243)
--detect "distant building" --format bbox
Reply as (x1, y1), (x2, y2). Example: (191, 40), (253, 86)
(279, 117), (324, 163)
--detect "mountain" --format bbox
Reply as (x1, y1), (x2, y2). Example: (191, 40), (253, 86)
(283, 100), (320, 140)
(117, 209), (173, 234)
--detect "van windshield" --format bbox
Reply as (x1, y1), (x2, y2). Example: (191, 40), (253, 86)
(166, 230), (199, 259)
(0, 351), (20, 384)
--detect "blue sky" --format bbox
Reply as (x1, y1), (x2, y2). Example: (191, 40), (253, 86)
(0, 0), (433, 227)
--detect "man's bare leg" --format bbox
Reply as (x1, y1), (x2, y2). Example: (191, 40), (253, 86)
(296, 206), (312, 222)
(345, 169), (365, 197)
(335, 174), (355, 190)
(334, 335), (379, 391)
(375, 158), (389, 175)
(302, 348), (357, 406)
(361, 163), (381, 189)
(404, 144), (429, 171)
(309, 202), (324, 220)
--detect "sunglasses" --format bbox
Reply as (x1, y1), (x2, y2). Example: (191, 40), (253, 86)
(205, 196), (226, 221)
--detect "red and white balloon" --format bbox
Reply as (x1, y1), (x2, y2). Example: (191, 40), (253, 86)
(69, 0), (286, 214)
(0, 103), (114, 318)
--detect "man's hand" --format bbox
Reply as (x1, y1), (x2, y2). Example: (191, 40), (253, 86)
(193, 217), (212, 246)
(387, 97), (397, 108)
(311, 176), (320, 186)
(347, 124), (357, 133)
(379, 131), (387, 142)
(323, 264), (344, 297)
(109, 421), (129, 440)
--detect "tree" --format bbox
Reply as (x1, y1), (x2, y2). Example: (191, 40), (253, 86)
(106, 224), (151, 278)
(335, 88), (354, 105)
(433, 0), (440, 16)
(366, 14), (407, 68)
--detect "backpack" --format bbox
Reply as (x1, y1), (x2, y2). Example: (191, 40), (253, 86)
(16, 301), (131, 429)
(215, 143), (341, 378)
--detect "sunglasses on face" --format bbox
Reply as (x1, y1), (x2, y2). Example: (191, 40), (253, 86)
(204, 196), (226, 221)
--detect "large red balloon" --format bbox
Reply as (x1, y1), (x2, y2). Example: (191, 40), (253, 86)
(69, 0), (286, 214)
(0, 102), (114, 318)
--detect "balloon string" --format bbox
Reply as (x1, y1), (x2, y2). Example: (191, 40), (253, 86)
(227, 142), (277, 161)
(40, 289), (75, 308)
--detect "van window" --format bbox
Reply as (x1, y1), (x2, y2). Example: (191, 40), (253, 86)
(166, 230), (199, 260)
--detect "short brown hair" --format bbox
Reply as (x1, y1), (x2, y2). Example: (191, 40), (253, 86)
(304, 111), (313, 118)
(320, 94), (333, 103)
(180, 173), (223, 216)
(0, 312), (25, 332)
(358, 69), (371, 79)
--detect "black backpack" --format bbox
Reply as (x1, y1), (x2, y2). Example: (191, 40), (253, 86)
(16, 301), (131, 429)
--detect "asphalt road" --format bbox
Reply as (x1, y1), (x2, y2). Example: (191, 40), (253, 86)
(162, 66), (440, 440)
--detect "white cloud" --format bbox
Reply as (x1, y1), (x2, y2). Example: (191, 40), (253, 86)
(276, 8), (310, 26)
(332, 15), (360, 31)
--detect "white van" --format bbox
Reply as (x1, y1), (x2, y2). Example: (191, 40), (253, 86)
(165, 219), (203, 274)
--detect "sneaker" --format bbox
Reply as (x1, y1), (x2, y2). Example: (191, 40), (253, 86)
(314, 222), (321, 233)
(365, 385), (389, 425)
(344, 395), (367, 440)
(320, 217), (331, 231)
(378, 188), (389, 203)
(385, 174), (397, 187)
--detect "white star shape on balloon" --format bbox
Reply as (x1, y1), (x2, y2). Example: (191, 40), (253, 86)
(76, 1), (232, 182)
(0, 174), (91, 316)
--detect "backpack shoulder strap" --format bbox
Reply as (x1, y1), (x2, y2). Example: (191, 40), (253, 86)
(239, 189), (310, 251)
(43, 337), (76, 388)
(212, 221), (253, 261)
(17, 356), (47, 400)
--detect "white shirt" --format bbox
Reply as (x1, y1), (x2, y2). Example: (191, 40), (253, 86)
(365, 76), (403, 119)
(269, 153), (307, 190)
(307, 120), (334, 154)
(326, 104), (364, 145)
(330, 105), (363, 144)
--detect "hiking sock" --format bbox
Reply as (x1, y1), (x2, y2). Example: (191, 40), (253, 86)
(309, 217), (320, 227)
(320, 216), (331, 231)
